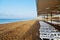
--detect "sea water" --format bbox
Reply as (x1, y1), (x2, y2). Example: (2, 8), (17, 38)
(0, 18), (34, 24)
(0, 19), (23, 24)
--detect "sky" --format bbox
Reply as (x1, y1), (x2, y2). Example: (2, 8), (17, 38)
(0, 0), (37, 19)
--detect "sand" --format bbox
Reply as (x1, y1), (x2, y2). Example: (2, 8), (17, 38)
(0, 20), (39, 40)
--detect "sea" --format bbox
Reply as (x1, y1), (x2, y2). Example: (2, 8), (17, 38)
(0, 18), (33, 24)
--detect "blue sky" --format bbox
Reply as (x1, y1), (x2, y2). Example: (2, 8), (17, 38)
(0, 0), (37, 19)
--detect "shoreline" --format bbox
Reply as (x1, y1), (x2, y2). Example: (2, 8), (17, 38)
(0, 19), (36, 24)
(0, 20), (40, 40)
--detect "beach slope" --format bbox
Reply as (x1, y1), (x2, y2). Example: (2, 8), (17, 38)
(0, 20), (40, 40)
